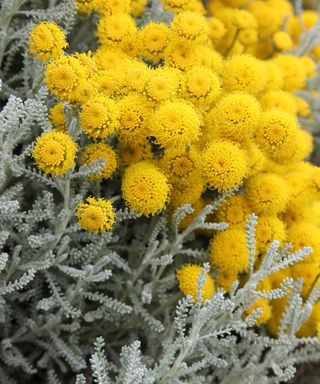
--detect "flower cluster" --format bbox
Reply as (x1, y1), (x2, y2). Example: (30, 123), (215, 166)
(29, 0), (320, 338)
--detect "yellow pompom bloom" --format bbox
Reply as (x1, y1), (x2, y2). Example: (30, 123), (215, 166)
(131, 0), (147, 17)
(301, 56), (317, 78)
(291, 263), (320, 298)
(255, 216), (287, 253)
(151, 100), (201, 150)
(80, 96), (118, 139)
(29, 22), (68, 61)
(284, 171), (314, 207)
(145, 68), (179, 102)
(264, 61), (284, 91)
(75, 0), (97, 14)
(273, 31), (293, 51)
(95, 0), (131, 15)
(245, 173), (289, 215)
(117, 93), (152, 144)
(239, 28), (258, 47)
(169, 175), (204, 208)
(49, 103), (66, 131)
(216, 270), (238, 292)
(210, 228), (248, 273)
(202, 140), (248, 192)
(273, 55), (306, 91)
(255, 110), (299, 163)
(195, 45), (224, 74)
(246, 144), (266, 177)
(80, 143), (117, 180)
(125, 60), (151, 93)
(248, 1), (281, 39)
(287, 222), (320, 265)
(118, 142), (153, 167)
(94, 46), (130, 72)
(171, 11), (209, 43)
(76, 197), (115, 233)
(122, 161), (170, 216)
(139, 22), (171, 62)
(45, 55), (86, 102)
(161, 0), (189, 13)
(33, 130), (77, 175)
(176, 264), (215, 302)
(207, 18), (226, 43)
(247, 298), (272, 326)
(295, 96), (311, 118)
(97, 13), (137, 46)
(208, 92), (261, 145)
(222, 55), (266, 95)
(165, 38), (197, 71)
(94, 69), (124, 98)
(215, 195), (251, 226)
(259, 90), (297, 114)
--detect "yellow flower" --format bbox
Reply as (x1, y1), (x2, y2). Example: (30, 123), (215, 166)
(255, 216), (287, 253)
(245, 173), (289, 215)
(131, 0), (147, 17)
(273, 31), (293, 51)
(122, 161), (170, 216)
(161, 0), (189, 13)
(49, 103), (66, 131)
(139, 22), (171, 62)
(291, 263), (320, 298)
(273, 54), (306, 91)
(208, 92), (261, 145)
(259, 90), (297, 114)
(264, 61), (284, 91)
(222, 55), (266, 95)
(215, 195), (251, 226)
(94, 69), (124, 98)
(95, 0), (131, 15)
(145, 68), (179, 102)
(184, 65), (221, 101)
(176, 264), (215, 301)
(210, 228), (248, 273)
(301, 56), (317, 78)
(80, 143), (117, 180)
(297, 302), (320, 338)
(45, 55), (86, 102)
(169, 175), (204, 208)
(165, 38), (197, 70)
(216, 270), (238, 292)
(151, 100), (201, 150)
(118, 142), (153, 167)
(207, 18), (226, 43)
(97, 13), (137, 46)
(33, 130), (77, 175)
(75, 0), (97, 14)
(247, 298), (272, 326)
(94, 46), (130, 72)
(195, 45), (224, 73)
(246, 144), (266, 177)
(124, 60), (151, 93)
(80, 96), (119, 139)
(171, 11), (209, 43)
(202, 140), (248, 192)
(76, 197), (115, 233)
(117, 93), (152, 144)
(29, 22), (68, 61)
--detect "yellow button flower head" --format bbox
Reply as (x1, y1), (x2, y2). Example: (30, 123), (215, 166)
(97, 13), (137, 46)
(80, 143), (117, 180)
(95, 0), (131, 15)
(176, 264), (215, 302)
(161, 0), (189, 13)
(215, 195), (251, 226)
(222, 55), (266, 95)
(95, 69), (124, 98)
(118, 142), (153, 167)
(75, 0), (97, 14)
(76, 197), (115, 233)
(246, 144), (266, 177)
(139, 22), (171, 62)
(45, 55), (86, 102)
(247, 298), (272, 326)
(49, 103), (66, 131)
(207, 18), (226, 44)
(94, 46), (130, 72)
(287, 222), (320, 265)
(264, 61), (284, 91)
(151, 100), (201, 150)
(245, 173), (289, 215)
(210, 228), (248, 273)
(195, 45), (224, 74)
(117, 93), (152, 144)
(171, 12), (209, 43)
(131, 0), (147, 17)
(255, 216), (287, 253)
(170, 175), (204, 208)
(209, 92), (261, 145)
(256, 110), (298, 163)
(216, 270), (238, 292)
(145, 68), (180, 102)
(202, 140), (248, 192)
(122, 161), (170, 216)
(165, 38), (197, 70)
(80, 96), (119, 139)
(33, 130), (77, 175)
(29, 22), (68, 62)
(273, 31), (293, 51)
(300, 56), (317, 78)
(259, 90), (297, 114)
(125, 60), (151, 93)
(273, 55), (306, 91)
(291, 263), (320, 298)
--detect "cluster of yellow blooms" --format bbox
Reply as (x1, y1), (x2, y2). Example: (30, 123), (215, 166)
(28, 0), (320, 338)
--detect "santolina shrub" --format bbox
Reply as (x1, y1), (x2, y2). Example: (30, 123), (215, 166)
(1, 0), (320, 382)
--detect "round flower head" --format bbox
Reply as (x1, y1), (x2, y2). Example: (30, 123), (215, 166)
(207, 18), (226, 44)
(94, 69), (124, 98)
(259, 90), (297, 114)
(300, 56), (317, 78)
(273, 31), (293, 51)
(245, 173), (289, 215)
(171, 12), (209, 43)
(273, 55), (306, 91)
(256, 110), (299, 163)
(145, 68), (180, 102)
(131, 0), (147, 17)
(161, 0), (189, 13)
(75, 0), (97, 14)
(49, 103), (66, 131)
(210, 228), (248, 273)
(119, 142), (153, 167)
(76, 197), (115, 233)
(287, 222), (320, 265)
(165, 38), (197, 70)
(151, 100), (201, 150)
(80, 143), (117, 180)
(208, 92), (261, 145)
(195, 45), (224, 73)
(216, 270), (238, 292)
(176, 264), (215, 302)
(33, 130), (77, 175)
(97, 13), (137, 46)
(264, 61), (284, 90)
(45, 55), (86, 102)
(297, 302), (320, 338)
(215, 195), (251, 226)
(246, 144), (266, 177)
(122, 161), (170, 216)
(95, 0), (131, 15)
(169, 175), (204, 208)
(117, 93), (153, 144)
(80, 96), (119, 139)
(139, 22), (171, 62)
(125, 60), (151, 93)
(94, 46), (130, 72)
(202, 140), (248, 192)
(29, 22), (68, 61)
(291, 263), (320, 298)
(255, 216), (287, 253)
(246, 298), (272, 326)
(222, 55), (266, 95)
